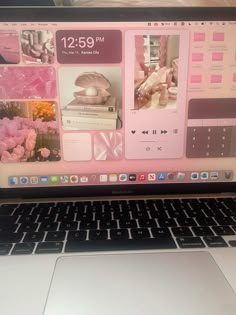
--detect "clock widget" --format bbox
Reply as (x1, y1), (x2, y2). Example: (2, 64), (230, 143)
(56, 30), (122, 64)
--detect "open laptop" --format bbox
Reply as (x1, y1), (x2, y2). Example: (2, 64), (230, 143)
(0, 6), (236, 315)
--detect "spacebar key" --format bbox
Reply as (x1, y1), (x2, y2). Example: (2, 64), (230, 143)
(65, 238), (176, 252)
(35, 242), (63, 254)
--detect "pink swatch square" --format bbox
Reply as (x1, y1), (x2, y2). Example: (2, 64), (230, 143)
(192, 53), (204, 62)
(212, 52), (224, 61)
(211, 74), (222, 83)
(191, 75), (202, 83)
(193, 32), (205, 41)
(233, 73), (236, 82)
(213, 32), (224, 41)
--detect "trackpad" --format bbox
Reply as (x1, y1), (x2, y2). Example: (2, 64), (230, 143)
(44, 252), (236, 315)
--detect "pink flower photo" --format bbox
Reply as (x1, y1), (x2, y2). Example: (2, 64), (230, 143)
(0, 101), (61, 163)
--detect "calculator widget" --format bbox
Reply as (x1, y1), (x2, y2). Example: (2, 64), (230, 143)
(186, 98), (236, 158)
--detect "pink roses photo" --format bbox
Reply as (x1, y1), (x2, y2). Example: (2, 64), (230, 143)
(0, 101), (61, 163)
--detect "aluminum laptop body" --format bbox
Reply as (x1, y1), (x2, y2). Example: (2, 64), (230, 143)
(0, 6), (236, 315)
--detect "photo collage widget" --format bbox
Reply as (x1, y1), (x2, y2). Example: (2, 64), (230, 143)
(0, 29), (123, 163)
(0, 30), (60, 163)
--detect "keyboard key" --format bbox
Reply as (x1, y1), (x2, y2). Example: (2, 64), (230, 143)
(167, 210), (186, 218)
(45, 231), (66, 242)
(0, 243), (12, 255)
(100, 220), (118, 229)
(212, 226), (235, 236)
(196, 217), (217, 226)
(203, 236), (228, 248)
(95, 212), (112, 220)
(119, 219), (137, 229)
(35, 242), (63, 254)
(0, 232), (23, 243)
(149, 209), (167, 219)
(37, 215), (56, 223)
(31, 205), (51, 216)
(18, 215), (38, 224)
(176, 218), (197, 227)
(172, 227), (193, 237)
(89, 230), (108, 241)
(203, 209), (218, 217)
(76, 210), (93, 220)
(138, 219), (157, 228)
(14, 207), (32, 215)
(192, 226), (214, 236)
(18, 223), (38, 232)
(79, 220), (97, 230)
(51, 205), (68, 214)
(65, 238), (177, 253)
(57, 213), (75, 222)
(176, 237), (205, 248)
(221, 208), (235, 217)
(0, 216), (17, 225)
(222, 198), (236, 212)
(0, 204), (17, 215)
(12, 243), (35, 255)
(131, 211), (149, 220)
(0, 223), (18, 233)
(59, 221), (78, 231)
(185, 209), (205, 218)
(157, 218), (177, 227)
(113, 211), (131, 220)
(39, 222), (58, 231)
(130, 228), (150, 239)
(151, 228), (171, 238)
(214, 216), (236, 225)
(228, 240), (236, 247)
(110, 229), (129, 240)
(67, 231), (87, 241)
(23, 232), (45, 242)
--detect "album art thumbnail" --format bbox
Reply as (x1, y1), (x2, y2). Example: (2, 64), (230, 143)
(134, 34), (179, 110)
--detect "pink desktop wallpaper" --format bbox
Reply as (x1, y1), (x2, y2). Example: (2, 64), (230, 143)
(0, 22), (236, 187)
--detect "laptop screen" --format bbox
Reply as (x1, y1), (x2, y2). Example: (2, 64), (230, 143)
(0, 7), (235, 195)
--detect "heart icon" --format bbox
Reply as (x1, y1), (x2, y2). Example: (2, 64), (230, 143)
(131, 130), (136, 134)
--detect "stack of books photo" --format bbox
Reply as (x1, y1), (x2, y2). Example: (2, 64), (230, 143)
(61, 96), (119, 130)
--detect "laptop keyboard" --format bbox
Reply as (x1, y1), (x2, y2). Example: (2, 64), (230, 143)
(0, 197), (236, 255)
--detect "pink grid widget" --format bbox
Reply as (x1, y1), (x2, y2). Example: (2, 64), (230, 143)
(94, 132), (122, 161)
(0, 67), (56, 99)
(212, 52), (224, 62)
(211, 74), (222, 84)
(233, 73), (236, 82)
(190, 74), (202, 84)
(212, 32), (225, 41)
(193, 32), (205, 42)
(192, 53), (204, 62)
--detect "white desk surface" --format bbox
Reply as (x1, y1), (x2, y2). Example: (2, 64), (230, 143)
(0, 248), (236, 315)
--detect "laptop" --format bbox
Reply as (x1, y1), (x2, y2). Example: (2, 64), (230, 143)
(0, 6), (236, 315)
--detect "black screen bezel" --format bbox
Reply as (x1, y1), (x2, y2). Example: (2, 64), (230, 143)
(0, 6), (236, 200)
